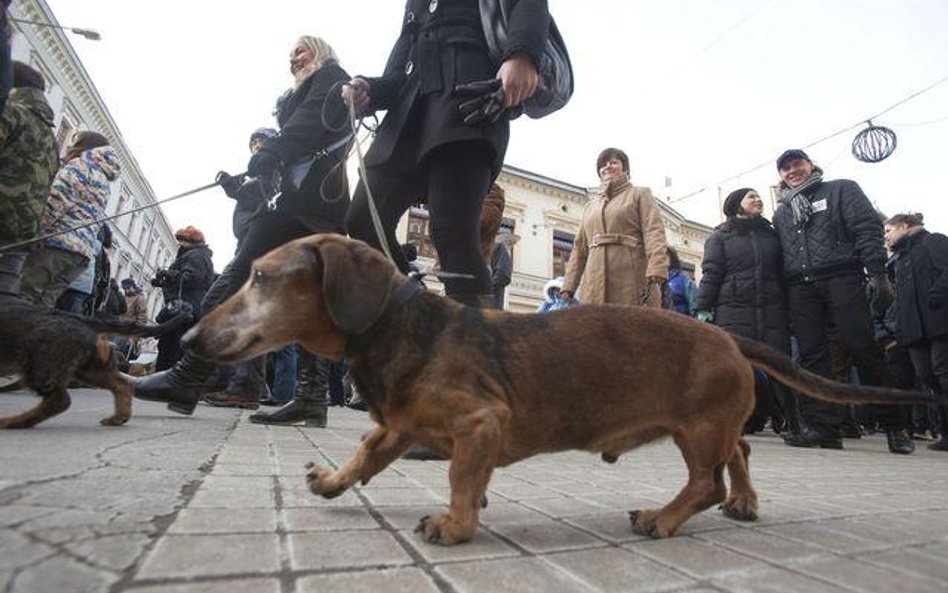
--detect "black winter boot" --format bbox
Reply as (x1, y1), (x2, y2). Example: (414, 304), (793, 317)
(885, 429), (915, 455)
(248, 349), (328, 427)
(133, 351), (216, 415)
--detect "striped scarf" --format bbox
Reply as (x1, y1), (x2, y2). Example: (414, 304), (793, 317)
(778, 169), (823, 226)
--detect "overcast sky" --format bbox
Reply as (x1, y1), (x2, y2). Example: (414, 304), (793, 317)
(41, 0), (948, 269)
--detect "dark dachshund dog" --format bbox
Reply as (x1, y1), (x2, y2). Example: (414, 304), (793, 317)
(0, 296), (188, 428)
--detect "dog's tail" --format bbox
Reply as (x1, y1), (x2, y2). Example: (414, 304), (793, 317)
(62, 311), (194, 338)
(732, 334), (944, 406)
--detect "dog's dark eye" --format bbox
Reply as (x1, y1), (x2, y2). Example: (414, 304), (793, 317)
(251, 270), (267, 286)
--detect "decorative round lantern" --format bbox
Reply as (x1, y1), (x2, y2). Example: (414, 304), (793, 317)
(852, 120), (897, 163)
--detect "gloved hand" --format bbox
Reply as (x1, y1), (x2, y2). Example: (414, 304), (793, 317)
(215, 170), (241, 197)
(455, 79), (506, 125)
(696, 310), (713, 323)
(247, 150), (282, 197)
(868, 273), (894, 315)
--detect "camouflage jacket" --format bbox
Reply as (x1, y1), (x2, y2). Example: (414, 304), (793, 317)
(0, 87), (59, 243)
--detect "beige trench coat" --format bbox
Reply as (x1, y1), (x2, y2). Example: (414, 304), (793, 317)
(563, 177), (669, 306)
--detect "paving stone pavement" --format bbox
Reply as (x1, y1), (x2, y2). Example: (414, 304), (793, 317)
(1, 390), (946, 592)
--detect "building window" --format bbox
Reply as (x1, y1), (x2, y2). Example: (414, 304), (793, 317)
(406, 206), (437, 259)
(552, 230), (574, 278)
(55, 115), (75, 157)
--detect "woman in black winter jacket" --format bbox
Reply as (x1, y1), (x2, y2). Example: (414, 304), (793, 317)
(342, 0), (551, 304)
(696, 188), (795, 433)
(153, 226), (214, 371)
(135, 36), (351, 418)
(885, 212), (948, 451)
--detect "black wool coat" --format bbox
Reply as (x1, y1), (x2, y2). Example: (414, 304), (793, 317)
(264, 62), (352, 232)
(696, 216), (789, 351)
(363, 0), (550, 177)
(165, 244), (214, 318)
(890, 228), (948, 346)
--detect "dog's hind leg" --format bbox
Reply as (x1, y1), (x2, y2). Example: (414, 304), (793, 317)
(77, 361), (133, 426)
(721, 437), (758, 521)
(629, 427), (730, 538)
(416, 408), (502, 546)
(306, 426), (412, 498)
(0, 386), (71, 429)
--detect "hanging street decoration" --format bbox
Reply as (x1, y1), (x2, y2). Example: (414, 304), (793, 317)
(852, 120), (898, 163)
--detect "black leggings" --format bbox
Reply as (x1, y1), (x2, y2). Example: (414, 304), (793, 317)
(345, 142), (493, 296)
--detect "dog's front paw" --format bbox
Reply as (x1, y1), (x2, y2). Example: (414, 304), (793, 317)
(629, 508), (675, 538)
(720, 494), (758, 522)
(99, 415), (129, 426)
(304, 462), (346, 498)
(414, 512), (475, 546)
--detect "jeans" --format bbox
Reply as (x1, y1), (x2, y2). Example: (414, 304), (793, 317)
(56, 288), (91, 315)
(270, 345), (297, 403)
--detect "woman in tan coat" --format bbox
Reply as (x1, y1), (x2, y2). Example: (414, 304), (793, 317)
(562, 148), (669, 306)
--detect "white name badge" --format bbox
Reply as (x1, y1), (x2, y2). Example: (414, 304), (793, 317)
(811, 199), (828, 213)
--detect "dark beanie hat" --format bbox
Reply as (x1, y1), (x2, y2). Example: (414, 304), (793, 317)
(776, 148), (811, 170)
(249, 127), (277, 148)
(723, 188), (756, 217)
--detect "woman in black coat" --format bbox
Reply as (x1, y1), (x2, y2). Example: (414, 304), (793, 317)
(153, 226), (214, 371)
(885, 212), (948, 451)
(135, 36), (352, 416)
(696, 188), (793, 433)
(342, 0), (551, 304)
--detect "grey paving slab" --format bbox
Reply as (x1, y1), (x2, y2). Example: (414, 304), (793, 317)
(124, 579), (280, 593)
(436, 557), (598, 593)
(287, 530), (413, 571)
(64, 532), (152, 572)
(297, 567), (442, 593)
(491, 519), (609, 553)
(9, 556), (113, 593)
(794, 556), (945, 593)
(281, 506), (381, 531)
(710, 565), (852, 593)
(628, 537), (769, 580)
(544, 547), (696, 593)
(167, 508), (278, 534)
(136, 533), (281, 579)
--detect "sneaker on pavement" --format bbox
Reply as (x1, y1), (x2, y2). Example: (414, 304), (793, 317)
(886, 430), (915, 455)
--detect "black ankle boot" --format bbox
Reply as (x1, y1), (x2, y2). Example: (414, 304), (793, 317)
(248, 349), (329, 427)
(133, 351), (216, 415)
(248, 399), (327, 426)
(886, 429), (915, 455)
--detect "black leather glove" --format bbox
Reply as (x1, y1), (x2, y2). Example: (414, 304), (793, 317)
(455, 79), (506, 125)
(247, 150), (282, 198)
(868, 273), (894, 315)
(215, 170), (242, 197)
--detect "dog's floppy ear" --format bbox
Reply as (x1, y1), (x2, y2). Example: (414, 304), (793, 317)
(309, 235), (396, 335)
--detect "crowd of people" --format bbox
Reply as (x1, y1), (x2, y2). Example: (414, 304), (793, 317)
(2, 1), (945, 459)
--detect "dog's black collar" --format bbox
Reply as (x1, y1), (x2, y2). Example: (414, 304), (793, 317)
(344, 276), (423, 356)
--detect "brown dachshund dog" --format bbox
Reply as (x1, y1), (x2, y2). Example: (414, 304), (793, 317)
(186, 234), (942, 545)
(0, 296), (188, 429)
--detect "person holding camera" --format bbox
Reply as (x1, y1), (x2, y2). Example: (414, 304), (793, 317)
(151, 226), (213, 371)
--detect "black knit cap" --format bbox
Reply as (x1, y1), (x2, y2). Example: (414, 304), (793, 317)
(776, 148), (811, 170)
(723, 188), (756, 217)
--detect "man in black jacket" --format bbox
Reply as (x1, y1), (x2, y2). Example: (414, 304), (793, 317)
(773, 149), (912, 454)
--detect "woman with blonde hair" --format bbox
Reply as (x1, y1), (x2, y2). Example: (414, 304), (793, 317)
(135, 36), (352, 426)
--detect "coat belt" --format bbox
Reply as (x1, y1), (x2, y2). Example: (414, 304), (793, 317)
(589, 233), (639, 249)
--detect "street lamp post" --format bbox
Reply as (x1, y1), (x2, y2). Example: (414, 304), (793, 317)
(10, 17), (101, 41)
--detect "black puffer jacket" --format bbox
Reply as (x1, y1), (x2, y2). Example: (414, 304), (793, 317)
(890, 228), (948, 346)
(264, 62), (351, 230)
(773, 177), (887, 283)
(696, 216), (788, 351)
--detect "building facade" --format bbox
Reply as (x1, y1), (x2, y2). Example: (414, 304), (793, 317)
(9, 0), (177, 317)
(401, 165), (713, 313)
